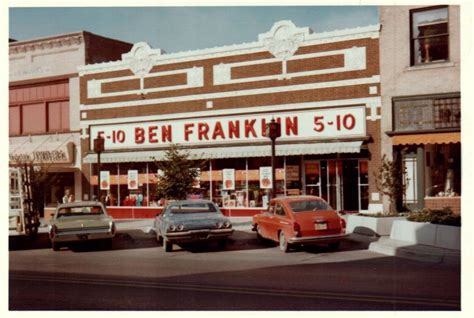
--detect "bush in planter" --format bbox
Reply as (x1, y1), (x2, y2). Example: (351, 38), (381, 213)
(407, 207), (461, 227)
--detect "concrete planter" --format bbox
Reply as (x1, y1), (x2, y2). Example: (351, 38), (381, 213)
(346, 215), (405, 236)
(390, 220), (460, 250)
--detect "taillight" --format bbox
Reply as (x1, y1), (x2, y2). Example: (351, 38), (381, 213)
(293, 222), (301, 237)
(340, 218), (346, 229)
(50, 225), (57, 238)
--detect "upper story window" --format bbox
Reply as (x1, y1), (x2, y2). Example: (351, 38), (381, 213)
(410, 6), (449, 66)
(9, 82), (70, 136)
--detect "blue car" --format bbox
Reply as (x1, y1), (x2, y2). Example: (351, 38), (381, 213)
(154, 200), (233, 252)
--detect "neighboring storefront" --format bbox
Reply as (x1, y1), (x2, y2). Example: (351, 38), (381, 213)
(379, 6), (461, 213)
(9, 32), (132, 212)
(79, 20), (383, 217)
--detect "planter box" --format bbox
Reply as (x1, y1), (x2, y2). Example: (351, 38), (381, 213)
(390, 220), (460, 250)
(346, 215), (405, 236)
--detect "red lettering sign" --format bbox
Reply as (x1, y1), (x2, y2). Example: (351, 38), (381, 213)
(162, 125), (172, 142)
(148, 126), (158, 143)
(212, 121), (225, 140)
(184, 123), (194, 141)
(198, 123), (209, 140)
(228, 121), (240, 139)
(244, 119), (257, 138)
(286, 116), (298, 136)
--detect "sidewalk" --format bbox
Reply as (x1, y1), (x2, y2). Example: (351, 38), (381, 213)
(368, 236), (460, 265)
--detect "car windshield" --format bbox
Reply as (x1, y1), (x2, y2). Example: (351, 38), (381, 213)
(168, 202), (217, 214)
(57, 206), (104, 217)
(289, 200), (332, 212)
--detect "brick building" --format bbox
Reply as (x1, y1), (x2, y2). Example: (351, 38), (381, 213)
(9, 32), (132, 213)
(379, 6), (461, 213)
(79, 21), (383, 217)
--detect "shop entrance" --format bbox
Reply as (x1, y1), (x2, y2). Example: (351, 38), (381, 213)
(304, 159), (364, 212)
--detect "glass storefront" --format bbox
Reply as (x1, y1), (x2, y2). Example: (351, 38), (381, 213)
(91, 156), (370, 212)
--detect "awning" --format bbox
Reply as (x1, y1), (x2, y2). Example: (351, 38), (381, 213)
(83, 141), (363, 163)
(392, 132), (460, 145)
(9, 137), (75, 164)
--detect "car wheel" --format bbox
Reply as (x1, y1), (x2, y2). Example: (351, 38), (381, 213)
(217, 239), (227, 250)
(328, 241), (340, 251)
(279, 231), (291, 253)
(163, 239), (173, 252)
(256, 224), (263, 241)
(156, 231), (163, 244)
(52, 242), (60, 251)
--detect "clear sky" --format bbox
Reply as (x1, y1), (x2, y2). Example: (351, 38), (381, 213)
(9, 6), (379, 53)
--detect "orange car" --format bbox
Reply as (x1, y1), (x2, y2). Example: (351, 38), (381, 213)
(252, 196), (348, 252)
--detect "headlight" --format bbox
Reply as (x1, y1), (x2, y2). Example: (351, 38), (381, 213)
(216, 222), (223, 229)
(223, 221), (231, 228)
(168, 224), (177, 232)
(177, 224), (184, 231)
(109, 221), (116, 235)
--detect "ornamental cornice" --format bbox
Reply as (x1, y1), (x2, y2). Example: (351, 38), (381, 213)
(78, 21), (380, 74)
(9, 33), (84, 55)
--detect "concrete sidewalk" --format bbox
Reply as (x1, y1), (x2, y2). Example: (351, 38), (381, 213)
(368, 236), (460, 264)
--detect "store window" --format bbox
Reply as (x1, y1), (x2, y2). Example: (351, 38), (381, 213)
(410, 6), (449, 65)
(22, 103), (46, 134)
(424, 143), (461, 197)
(9, 82), (70, 136)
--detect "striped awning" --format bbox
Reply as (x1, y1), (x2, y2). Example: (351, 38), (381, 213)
(392, 132), (460, 145)
(83, 141), (363, 164)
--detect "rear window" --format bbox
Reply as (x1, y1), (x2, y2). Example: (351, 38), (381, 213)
(168, 202), (217, 214)
(289, 200), (332, 212)
(57, 206), (104, 217)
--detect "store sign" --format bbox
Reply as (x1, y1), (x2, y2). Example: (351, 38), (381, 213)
(90, 106), (366, 150)
(128, 170), (138, 189)
(260, 167), (273, 189)
(100, 171), (110, 190)
(222, 169), (235, 190)
(9, 142), (75, 164)
(286, 165), (299, 181)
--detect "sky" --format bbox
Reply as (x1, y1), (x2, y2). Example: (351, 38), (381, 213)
(9, 6), (379, 53)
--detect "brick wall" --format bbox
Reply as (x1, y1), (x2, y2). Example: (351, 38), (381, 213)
(425, 197), (461, 214)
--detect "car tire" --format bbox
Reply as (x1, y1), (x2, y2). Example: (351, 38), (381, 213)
(328, 241), (340, 251)
(156, 231), (163, 244)
(256, 224), (264, 241)
(279, 231), (291, 253)
(217, 239), (227, 250)
(163, 239), (173, 252)
(52, 242), (60, 251)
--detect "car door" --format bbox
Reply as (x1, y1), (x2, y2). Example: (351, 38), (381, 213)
(257, 202), (276, 240)
(272, 202), (292, 241)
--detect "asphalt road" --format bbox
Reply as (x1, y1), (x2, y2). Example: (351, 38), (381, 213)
(9, 228), (461, 310)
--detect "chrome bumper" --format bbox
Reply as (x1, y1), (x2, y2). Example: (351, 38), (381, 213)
(51, 228), (115, 243)
(165, 228), (234, 242)
(288, 233), (349, 244)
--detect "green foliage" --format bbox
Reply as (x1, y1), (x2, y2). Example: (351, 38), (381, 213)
(407, 207), (461, 227)
(154, 144), (204, 200)
(374, 154), (407, 214)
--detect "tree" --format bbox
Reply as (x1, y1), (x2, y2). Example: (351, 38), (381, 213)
(154, 144), (204, 200)
(374, 154), (408, 214)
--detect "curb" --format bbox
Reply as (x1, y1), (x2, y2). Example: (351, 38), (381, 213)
(369, 238), (460, 264)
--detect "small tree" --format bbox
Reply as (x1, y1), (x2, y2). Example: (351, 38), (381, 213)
(154, 144), (204, 200)
(374, 154), (407, 214)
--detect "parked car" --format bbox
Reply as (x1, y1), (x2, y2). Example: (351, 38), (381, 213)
(154, 200), (233, 252)
(252, 196), (348, 252)
(48, 201), (116, 251)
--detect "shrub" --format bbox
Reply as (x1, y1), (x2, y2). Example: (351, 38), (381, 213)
(407, 207), (461, 227)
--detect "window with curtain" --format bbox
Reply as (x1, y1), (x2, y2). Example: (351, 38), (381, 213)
(410, 6), (449, 65)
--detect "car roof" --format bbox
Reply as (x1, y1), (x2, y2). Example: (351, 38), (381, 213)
(168, 200), (214, 205)
(56, 201), (105, 208)
(272, 195), (325, 203)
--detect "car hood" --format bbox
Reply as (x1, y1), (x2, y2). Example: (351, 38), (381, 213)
(52, 215), (112, 229)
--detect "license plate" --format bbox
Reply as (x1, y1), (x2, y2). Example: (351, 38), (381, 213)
(78, 234), (88, 240)
(314, 223), (327, 230)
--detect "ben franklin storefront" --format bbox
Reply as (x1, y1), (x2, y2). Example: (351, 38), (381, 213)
(79, 21), (383, 217)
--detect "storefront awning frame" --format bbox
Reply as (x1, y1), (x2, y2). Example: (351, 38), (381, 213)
(83, 141), (364, 164)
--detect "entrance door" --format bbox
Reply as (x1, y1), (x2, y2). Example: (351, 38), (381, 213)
(342, 160), (359, 212)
